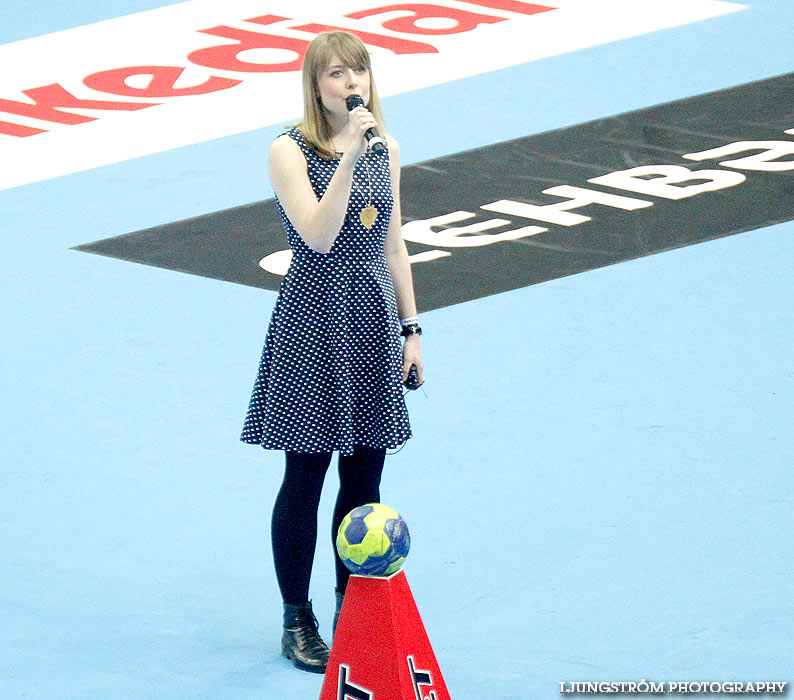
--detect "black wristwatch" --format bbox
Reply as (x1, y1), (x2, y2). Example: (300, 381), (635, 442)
(400, 323), (422, 337)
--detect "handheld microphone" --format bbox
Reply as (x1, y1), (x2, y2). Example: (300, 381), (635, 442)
(345, 94), (386, 153)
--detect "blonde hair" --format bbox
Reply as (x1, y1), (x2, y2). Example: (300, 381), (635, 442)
(291, 32), (387, 160)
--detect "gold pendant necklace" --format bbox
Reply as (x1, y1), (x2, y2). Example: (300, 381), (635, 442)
(330, 140), (380, 229)
(359, 204), (378, 229)
(333, 140), (379, 229)
(357, 153), (378, 229)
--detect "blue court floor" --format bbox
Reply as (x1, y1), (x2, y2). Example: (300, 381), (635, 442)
(2, 2), (792, 698)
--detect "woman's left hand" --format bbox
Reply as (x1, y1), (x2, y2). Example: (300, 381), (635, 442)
(402, 335), (424, 387)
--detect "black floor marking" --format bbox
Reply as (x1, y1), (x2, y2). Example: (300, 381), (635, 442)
(74, 72), (794, 312)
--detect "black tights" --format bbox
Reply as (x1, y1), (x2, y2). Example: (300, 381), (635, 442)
(271, 445), (386, 606)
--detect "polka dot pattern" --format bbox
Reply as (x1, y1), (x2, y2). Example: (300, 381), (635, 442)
(240, 128), (412, 456)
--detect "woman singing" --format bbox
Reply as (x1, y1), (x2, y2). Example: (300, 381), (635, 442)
(240, 31), (423, 673)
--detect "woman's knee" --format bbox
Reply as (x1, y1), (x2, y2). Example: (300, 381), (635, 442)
(338, 445), (385, 491)
(281, 450), (333, 500)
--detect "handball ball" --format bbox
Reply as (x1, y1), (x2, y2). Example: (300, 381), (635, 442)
(336, 503), (411, 576)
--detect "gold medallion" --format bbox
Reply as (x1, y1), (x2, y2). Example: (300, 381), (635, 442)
(360, 205), (379, 229)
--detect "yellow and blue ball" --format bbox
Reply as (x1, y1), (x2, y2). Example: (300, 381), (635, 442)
(336, 503), (411, 576)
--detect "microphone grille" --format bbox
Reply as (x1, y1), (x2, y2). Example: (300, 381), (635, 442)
(345, 94), (364, 111)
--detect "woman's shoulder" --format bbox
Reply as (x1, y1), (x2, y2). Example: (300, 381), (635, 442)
(385, 134), (400, 158)
(272, 127), (303, 148)
(270, 132), (297, 153)
(384, 134), (400, 170)
(268, 132), (307, 173)
(271, 127), (330, 161)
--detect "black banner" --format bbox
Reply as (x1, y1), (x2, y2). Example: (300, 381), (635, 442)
(75, 72), (794, 312)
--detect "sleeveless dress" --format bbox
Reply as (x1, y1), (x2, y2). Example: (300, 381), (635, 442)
(240, 128), (412, 456)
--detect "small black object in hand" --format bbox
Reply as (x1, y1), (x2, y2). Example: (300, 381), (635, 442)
(404, 364), (420, 390)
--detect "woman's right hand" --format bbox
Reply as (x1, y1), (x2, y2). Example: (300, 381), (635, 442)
(341, 105), (378, 160)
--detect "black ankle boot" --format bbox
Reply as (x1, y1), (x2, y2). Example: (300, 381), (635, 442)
(332, 588), (345, 640)
(281, 601), (330, 674)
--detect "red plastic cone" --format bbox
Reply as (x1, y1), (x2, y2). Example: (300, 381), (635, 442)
(318, 570), (452, 700)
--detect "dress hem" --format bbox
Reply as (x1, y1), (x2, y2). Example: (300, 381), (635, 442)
(239, 435), (412, 457)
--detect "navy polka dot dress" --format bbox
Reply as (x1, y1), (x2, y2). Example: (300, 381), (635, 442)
(240, 128), (412, 456)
